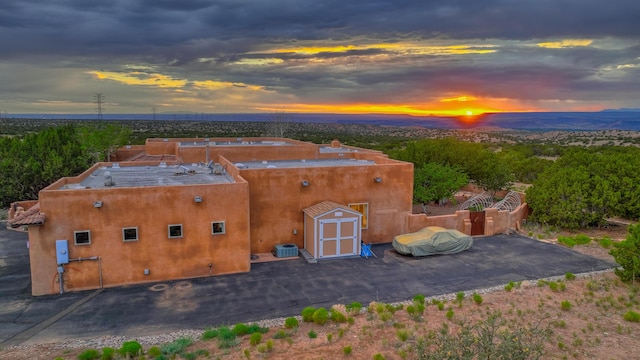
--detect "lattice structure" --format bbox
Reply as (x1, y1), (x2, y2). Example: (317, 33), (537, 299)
(489, 191), (522, 211)
(459, 191), (494, 211)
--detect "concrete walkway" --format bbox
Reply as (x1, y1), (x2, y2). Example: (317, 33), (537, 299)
(0, 225), (615, 346)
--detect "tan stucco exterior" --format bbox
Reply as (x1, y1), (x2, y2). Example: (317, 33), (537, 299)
(18, 137), (527, 296)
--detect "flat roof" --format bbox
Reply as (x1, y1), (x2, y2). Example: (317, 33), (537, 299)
(179, 140), (292, 147)
(60, 164), (234, 189)
(235, 158), (375, 169)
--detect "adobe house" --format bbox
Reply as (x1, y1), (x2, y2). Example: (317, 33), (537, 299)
(10, 137), (415, 296)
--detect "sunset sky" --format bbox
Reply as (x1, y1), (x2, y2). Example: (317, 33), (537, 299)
(1, 1), (639, 116)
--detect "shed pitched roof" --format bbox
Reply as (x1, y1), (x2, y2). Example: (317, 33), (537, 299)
(8, 203), (46, 228)
(303, 201), (361, 218)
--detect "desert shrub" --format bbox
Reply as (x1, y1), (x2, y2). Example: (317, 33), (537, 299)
(437, 302), (445, 311)
(146, 346), (161, 357)
(504, 282), (514, 292)
(574, 234), (591, 245)
(249, 332), (262, 346)
(610, 225), (640, 283)
(119, 341), (142, 358)
(100, 347), (115, 360)
(308, 330), (317, 338)
(233, 323), (250, 336)
(346, 302), (363, 315)
(548, 281), (559, 292)
(265, 340), (274, 351)
(623, 310), (640, 322)
(78, 349), (100, 360)
(416, 311), (550, 359)
(565, 272), (576, 280)
(161, 337), (193, 356)
(396, 329), (410, 342)
(202, 328), (218, 340)
(473, 293), (483, 305)
(343, 345), (353, 355)
(406, 305), (417, 316)
(561, 300), (573, 311)
(373, 353), (386, 360)
(445, 309), (455, 320)
(301, 307), (316, 322)
(413, 294), (426, 305)
(312, 307), (329, 325)
(246, 323), (268, 334)
(327, 333), (333, 342)
(599, 236), (614, 249)
(272, 330), (288, 339)
(456, 292), (465, 303)
(284, 317), (299, 329)
(330, 309), (347, 323)
(557, 236), (576, 247)
(216, 326), (239, 349)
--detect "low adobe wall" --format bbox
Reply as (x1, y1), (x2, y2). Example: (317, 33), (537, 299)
(8, 200), (39, 221)
(405, 202), (530, 236)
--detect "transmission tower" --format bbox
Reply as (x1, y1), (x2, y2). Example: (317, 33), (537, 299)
(94, 93), (105, 120)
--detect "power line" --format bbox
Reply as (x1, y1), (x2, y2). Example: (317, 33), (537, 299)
(94, 93), (105, 120)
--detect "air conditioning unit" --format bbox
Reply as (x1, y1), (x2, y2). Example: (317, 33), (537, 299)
(273, 244), (299, 258)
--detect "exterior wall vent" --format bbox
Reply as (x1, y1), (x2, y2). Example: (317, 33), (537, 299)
(273, 244), (299, 258)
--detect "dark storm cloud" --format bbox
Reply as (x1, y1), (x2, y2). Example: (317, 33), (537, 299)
(2, 0), (639, 59)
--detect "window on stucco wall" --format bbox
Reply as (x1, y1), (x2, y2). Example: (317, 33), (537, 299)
(74, 230), (91, 245)
(168, 224), (183, 239)
(349, 203), (368, 229)
(122, 227), (139, 242)
(211, 221), (226, 235)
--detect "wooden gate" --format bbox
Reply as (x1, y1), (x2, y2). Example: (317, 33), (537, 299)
(470, 211), (485, 236)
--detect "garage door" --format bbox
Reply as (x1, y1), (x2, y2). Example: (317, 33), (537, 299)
(319, 218), (358, 258)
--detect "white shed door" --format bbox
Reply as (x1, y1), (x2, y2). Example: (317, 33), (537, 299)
(319, 218), (358, 258)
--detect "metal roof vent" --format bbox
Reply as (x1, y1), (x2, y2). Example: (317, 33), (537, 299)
(104, 171), (115, 187)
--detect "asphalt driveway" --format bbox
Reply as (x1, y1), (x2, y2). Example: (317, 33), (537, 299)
(0, 225), (615, 346)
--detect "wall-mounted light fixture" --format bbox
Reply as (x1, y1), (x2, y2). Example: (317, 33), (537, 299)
(374, 177), (382, 183)
(93, 201), (103, 208)
(194, 196), (203, 203)
(301, 180), (310, 187)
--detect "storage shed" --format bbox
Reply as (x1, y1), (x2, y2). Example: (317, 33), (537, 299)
(303, 201), (362, 259)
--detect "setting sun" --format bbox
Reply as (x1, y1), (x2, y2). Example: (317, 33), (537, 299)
(466, 110), (473, 115)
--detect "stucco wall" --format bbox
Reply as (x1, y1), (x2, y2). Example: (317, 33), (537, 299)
(239, 158), (413, 253)
(30, 181), (250, 296)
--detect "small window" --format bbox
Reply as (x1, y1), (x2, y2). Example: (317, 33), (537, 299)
(211, 221), (226, 235)
(349, 203), (369, 229)
(74, 230), (91, 245)
(168, 224), (183, 239)
(122, 227), (139, 242)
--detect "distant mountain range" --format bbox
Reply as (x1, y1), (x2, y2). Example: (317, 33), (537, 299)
(9, 111), (640, 131)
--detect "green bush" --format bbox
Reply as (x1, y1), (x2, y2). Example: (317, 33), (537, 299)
(78, 349), (100, 360)
(574, 234), (591, 245)
(301, 307), (316, 322)
(343, 345), (353, 356)
(161, 337), (193, 356)
(561, 300), (572, 311)
(445, 309), (454, 320)
(346, 302), (363, 314)
(472, 293), (483, 305)
(284, 317), (299, 329)
(100, 347), (115, 360)
(233, 323), (250, 336)
(249, 332), (262, 346)
(330, 309), (347, 323)
(246, 323), (268, 334)
(548, 281), (559, 292)
(308, 330), (317, 339)
(373, 353), (386, 360)
(610, 225), (640, 283)
(565, 272), (576, 280)
(146, 346), (161, 357)
(623, 310), (640, 322)
(272, 329), (288, 339)
(412, 294), (425, 305)
(557, 236), (576, 247)
(202, 328), (218, 340)
(119, 341), (142, 358)
(599, 236), (613, 249)
(312, 307), (329, 325)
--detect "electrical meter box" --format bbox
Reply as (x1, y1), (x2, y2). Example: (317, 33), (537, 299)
(55, 240), (69, 264)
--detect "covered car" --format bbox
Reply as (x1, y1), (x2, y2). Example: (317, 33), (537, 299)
(392, 226), (473, 257)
